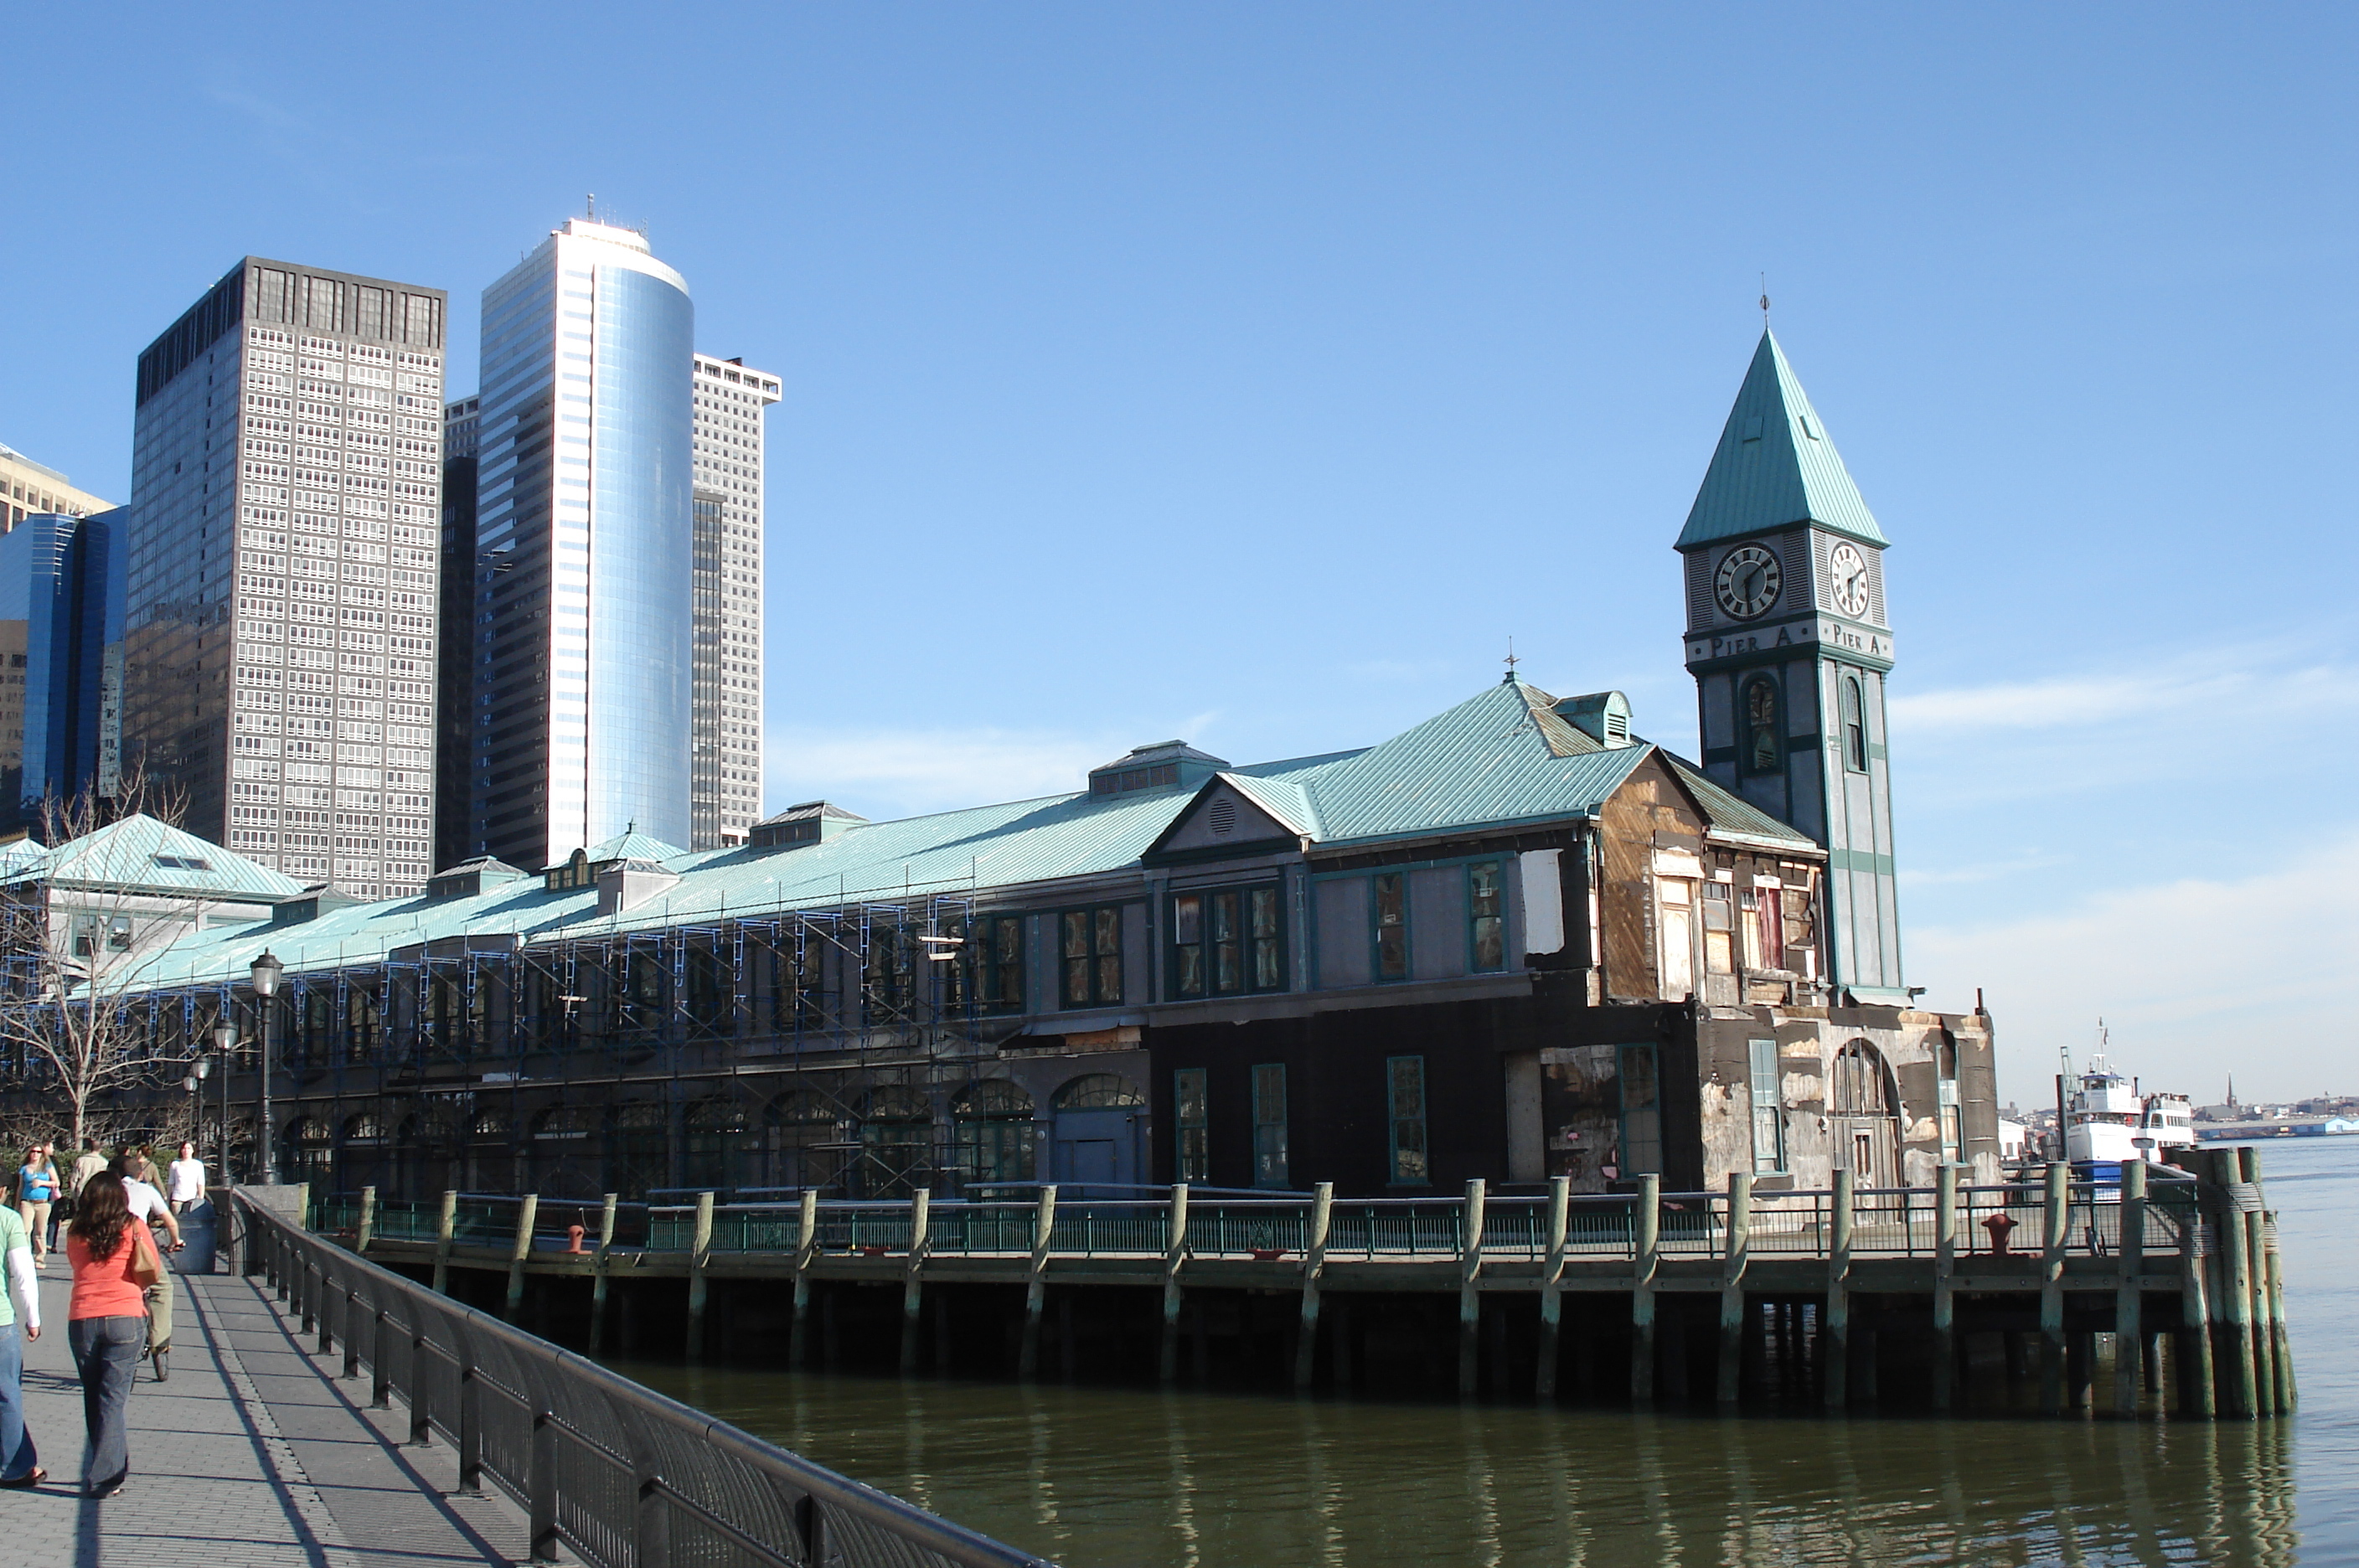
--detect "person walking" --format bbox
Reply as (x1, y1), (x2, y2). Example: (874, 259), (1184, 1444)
(0, 1189), (43, 1488)
(165, 1143), (206, 1216)
(14, 1148), (58, 1270)
(113, 1157), (182, 1375)
(66, 1171), (152, 1498)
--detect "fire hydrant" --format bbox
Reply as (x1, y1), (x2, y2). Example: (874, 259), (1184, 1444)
(1982, 1213), (2016, 1256)
(565, 1224), (587, 1254)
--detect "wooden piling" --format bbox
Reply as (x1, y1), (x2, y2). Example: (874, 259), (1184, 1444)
(2217, 1151), (2258, 1418)
(790, 1189), (818, 1368)
(1717, 1171), (1752, 1406)
(355, 1186), (376, 1255)
(431, 1189), (458, 1294)
(1294, 1182), (1332, 1391)
(685, 1191), (715, 1361)
(2040, 1161), (2068, 1416)
(2238, 1148), (2275, 1417)
(1823, 1169), (1852, 1410)
(1932, 1163), (1957, 1411)
(504, 1193), (539, 1324)
(1536, 1175), (1570, 1400)
(2175, 1180), (2214, 1420)
(1019, 1184), (1056, 1380)
(901, 1190), (932, 1375)
(1458, 1178), (1486, 1398)
(1631, 1173), (1660, 1405)
(2113, 1159), (2145, 1416)
(1159, 1183), (1190, 1383)
(588, 1194), (617, 1355)
(2265, 1217), (2296, 1413)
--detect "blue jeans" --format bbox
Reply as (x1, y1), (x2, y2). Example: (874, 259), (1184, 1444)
(68, 1316), (142, 1493)
(0, 1322), (35, 1480)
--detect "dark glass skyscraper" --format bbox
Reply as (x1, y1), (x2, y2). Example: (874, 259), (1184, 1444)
(0, 508), (124, 828)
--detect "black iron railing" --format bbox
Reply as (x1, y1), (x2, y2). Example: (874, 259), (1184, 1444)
(229, 1190), (1050, 1568)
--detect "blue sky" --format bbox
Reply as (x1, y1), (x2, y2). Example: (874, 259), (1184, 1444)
(5, 5), (2354, 1100)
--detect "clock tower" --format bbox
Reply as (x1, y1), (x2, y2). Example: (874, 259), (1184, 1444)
(1675, 331), (1906, 1000)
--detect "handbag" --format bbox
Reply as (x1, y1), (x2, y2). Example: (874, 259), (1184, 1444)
(127, 1225), (163, 1289)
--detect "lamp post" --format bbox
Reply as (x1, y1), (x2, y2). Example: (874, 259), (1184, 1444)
(210, 1018), (235, 1183)
(250, 950), (283, 1185)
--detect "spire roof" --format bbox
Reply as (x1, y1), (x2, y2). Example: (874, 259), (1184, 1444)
(1675, 330), (1886, 550)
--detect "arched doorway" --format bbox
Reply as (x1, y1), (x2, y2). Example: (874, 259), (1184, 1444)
(529, 1106), (597, 1199)
(858, 1086), (932, 1198)
(682, 1096), (751, 1195)
(606, 1103), (670, 1200)
(467, 1106), (518, 1194)
(395, 1107), (458, 1199)
(281, 1117), (333, 1192)
(762, 1091), (849, 1194)
(338, 1113), (389, 1195)
(1829, 1040), (1902, 1187)
(951, 1080), (1036, 1191)
(1050, 1073), (1145, 1193)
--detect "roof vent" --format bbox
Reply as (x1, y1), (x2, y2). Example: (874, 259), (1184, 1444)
(749, 801), (867, 850)
(596, 859), (680, 916)
(426, 857), (529, 901)
(1556, 691), (1634, 749)
(1209, 797), (1238, 837)
(271, 885), (367, 928)
(1087, 740), (1229, 799)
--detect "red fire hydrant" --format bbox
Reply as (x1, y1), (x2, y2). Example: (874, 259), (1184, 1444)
(1982, 1213), (2016, 1256)
(565, 1224), (587, 1254)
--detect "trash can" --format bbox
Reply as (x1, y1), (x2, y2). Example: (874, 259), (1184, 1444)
(172, 1200), (219, 1274)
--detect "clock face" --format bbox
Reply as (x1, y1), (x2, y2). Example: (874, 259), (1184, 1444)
(1828, 543), (1871, 618)
(1714, 544), (1781, 621)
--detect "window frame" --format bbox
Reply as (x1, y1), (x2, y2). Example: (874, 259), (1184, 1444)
(1740, 672), (1783, 776)
(1747, 1036), (1787, 1175)
(1251, 1062), (1289, 1189)
(1386, 1055), (1430, 1187)
(1840, 673), (1869, 773)
(1169, 881), (1288, 1000)
(1371, 871), (1409, 982)
(1174, 1067), (1209, 1183)
(1057, 903), (1126, 1009)
(1466, 859), (1506, 973)
(956, 913), (1026, 1015)
(1617, 1042), (1663, 1178)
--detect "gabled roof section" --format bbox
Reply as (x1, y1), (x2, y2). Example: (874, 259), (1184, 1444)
(1661, 757), (1821, 853)
(1143, 774), (1315, 861)
(1676, 330), (1886, 550)
(14, 813), (303, 900)
(579, 828), (688, 865)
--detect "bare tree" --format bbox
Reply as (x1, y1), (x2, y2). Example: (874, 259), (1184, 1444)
(0, 762), (214, 1152)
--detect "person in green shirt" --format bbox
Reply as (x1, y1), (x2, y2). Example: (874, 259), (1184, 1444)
(0, 1203), (43, 1487)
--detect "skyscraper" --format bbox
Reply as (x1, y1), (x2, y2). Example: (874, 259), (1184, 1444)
(689, 353), (777, 849)
(469, 219), (694, 870)
(125, 259), (447, 897)
(435, 394), (480, 873)
(0, 441), (113, 534)
(0, 508), (124, 828)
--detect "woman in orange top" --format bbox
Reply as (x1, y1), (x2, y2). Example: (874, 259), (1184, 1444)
(65, 1172), (150, 1498)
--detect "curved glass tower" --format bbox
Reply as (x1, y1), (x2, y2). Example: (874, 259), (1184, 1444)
(469, 219), (694, 867)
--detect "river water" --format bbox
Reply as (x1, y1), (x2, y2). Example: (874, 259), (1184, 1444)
(617, 1137), (2357, 1565)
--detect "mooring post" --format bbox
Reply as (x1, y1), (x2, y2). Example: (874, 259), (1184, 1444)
(588, 1193), (617, 1355)
(2239, 1148), (2277, 1417)
(2265, 1215), (2295, 1413)
(901, 1190), (932, 1375)
(1716, 1171), (1752, 1406)
(791, 1189), (818, 1368)
(2114, 1159), (2146, 1416)
(1159, 1182), (1190, 1383)
(1825, 1170), (1853, 1409)
(2038, 1161), (2071, 1415)
(1457, 1178), (1487, 1399)
(1536, 1174), (1571, 1400)
(431, 1189), (458, 1295)
(356, 1185), (377, 1255)
(684, 1191), (716, 1362)
(1293, 1182), (1333, 1391)
(1019, 1184), (1057, 1380)
(2176, 1178), (2215, 1420)
(1933, 1163), (1958, 1411)
(2218, 1151), (2258, 1417)
(1631, 1173), (1661, 1405)
(505, 1193), (539, 1324)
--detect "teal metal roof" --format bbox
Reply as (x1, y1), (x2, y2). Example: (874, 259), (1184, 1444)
(1664, 759), (1820, 852)
(580, 828), (688, 864)
(4, 813), (303, 901)
(1675, 330), (1887, 549)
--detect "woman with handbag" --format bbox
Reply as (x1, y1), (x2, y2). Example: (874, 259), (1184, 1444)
(65, 1172), (156, 1499)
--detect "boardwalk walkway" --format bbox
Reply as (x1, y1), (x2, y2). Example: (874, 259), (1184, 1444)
(9, 1266), (556, 1567)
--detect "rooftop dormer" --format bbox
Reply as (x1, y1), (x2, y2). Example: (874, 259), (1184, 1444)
(748, 801), (867, 850)
(1087, 741), (1229, 799)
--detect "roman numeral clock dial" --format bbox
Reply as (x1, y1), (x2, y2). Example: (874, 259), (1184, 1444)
(1713, 544), (1781, 620)
(1828, 543), (1871, 618)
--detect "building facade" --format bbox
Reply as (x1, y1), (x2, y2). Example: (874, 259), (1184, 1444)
(467, 219), (695, 871)
(689, 353), (778, 851)
(0, 441), (113, 535)
(435, 396), (480, 873)
(123, 258), (446, 898)
(0, 509), (125, 828)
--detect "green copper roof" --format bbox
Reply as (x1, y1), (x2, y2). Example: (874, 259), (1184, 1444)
(579, 828), (688, 865)
(3, 812), (303, 901)
(1675, 330), (1886, 550)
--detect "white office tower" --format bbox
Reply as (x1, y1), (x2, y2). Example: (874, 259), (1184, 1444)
(126, 259), (446, 896)
(689, 353), (778, 849)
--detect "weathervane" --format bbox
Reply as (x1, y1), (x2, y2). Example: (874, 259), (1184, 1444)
(1504, 637), (1520, 682)
(1759, 273), (1770, 325)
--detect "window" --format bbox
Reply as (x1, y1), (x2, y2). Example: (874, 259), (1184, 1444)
(1373, 872), (1407, 981)
(1938, 1033), (1962, 1161)
(1174, 1068), (1209, 1182)
(1739, 885), (1784, 972)
(1468, 861), (1505, 971)
(952, 1080), (1037, 1186)
(1742, 674), (1781, 775)
(1617, 1043), (1662, 1177)
(1386, 1056), (1429, 1185)
(960, 914), (1025, 1014)
(1841, 674), (1867, 772)
(1656, 875), (1696, 997)
(1252, 1064), (1289, 1189)
(1061, 905), (1123, 1008)
(1702, 881), (1734, 973)
(1748, 1038), (1785, 1173)
(1171, 885), (1285, 998)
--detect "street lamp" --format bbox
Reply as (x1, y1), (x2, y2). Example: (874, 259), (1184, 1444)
(209, 1018), (234, 1183)
(250, 950), (283, 1185)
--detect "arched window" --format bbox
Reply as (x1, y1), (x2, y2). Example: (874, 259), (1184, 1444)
(765, 1091), (847, 1194)
(1830, 1040), (1892, 1114)
(342, 1113), (385, 1145)
(1052, 1074), (1147, 1110)
(859, 1086), (933, 1198)
(683, 1096), (751, 1194)
(1841, 674), (1868, 772)
(471, 1108), (508, 1140)
(606, 1102), (669, 1200)
(952, 1080), (1036, 1188)
(1741, 674), (1781, 775)
(1829, 1039), (1901, 1185)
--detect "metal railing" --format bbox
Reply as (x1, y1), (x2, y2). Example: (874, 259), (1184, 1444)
(231, 1191), (1050, 1568)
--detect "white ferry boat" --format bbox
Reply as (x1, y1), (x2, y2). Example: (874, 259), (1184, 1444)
(2064, 1052), (2196, 1164)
